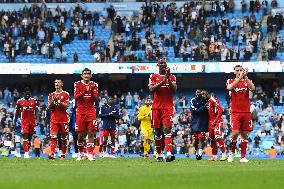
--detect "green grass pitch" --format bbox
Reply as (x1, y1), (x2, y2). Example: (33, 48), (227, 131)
(0, 157), (284, 189)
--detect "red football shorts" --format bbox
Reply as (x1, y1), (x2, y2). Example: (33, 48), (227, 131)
(192, 132), (206, 140)
(152, 109), (174, 129)
(209, 121), (223, 140)
(230, 112), (253, 132)
(75, 112), (97, 132)
(50, 122), (69, 133)
(21, 123), (35, 134)
(103, 129), (116, 137)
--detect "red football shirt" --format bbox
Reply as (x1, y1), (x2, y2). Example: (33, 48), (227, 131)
(226, 79), (251, 113)
(206, 96), (223, 123)
(48, 91), (70, 123)
(16, 97), (37, 125)
(74, 80), (98, 113)
(149, 73), (176, 110)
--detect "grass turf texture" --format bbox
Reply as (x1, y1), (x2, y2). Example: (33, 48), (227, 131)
(0, 157), (283, 189)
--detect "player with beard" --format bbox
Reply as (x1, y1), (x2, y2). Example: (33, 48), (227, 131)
(201, 90), (227, 161)
(99, 96), (120, 158)
(137, 97), (154, 158)
(227, 65), (255, 163)
(190, 89), (209, 160)
(148, 57), (177, 162)
(74, 68), (99, 161)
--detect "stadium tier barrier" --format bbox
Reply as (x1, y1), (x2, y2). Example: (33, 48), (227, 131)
(0, 0), (283, 11)
(0, 61), (283, 74)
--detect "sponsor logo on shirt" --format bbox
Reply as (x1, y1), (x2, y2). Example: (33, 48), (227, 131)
(234, 87), (247, 92)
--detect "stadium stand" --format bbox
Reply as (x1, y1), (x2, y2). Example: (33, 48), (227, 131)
(0, 0), (283, 158)
(0, 3), (113, 63)
(0, 0), (283, 63)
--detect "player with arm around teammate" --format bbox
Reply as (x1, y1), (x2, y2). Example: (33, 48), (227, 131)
(190, 89), (209, 160)
(99, 96), (120, 158)
(201, 90), (227, 161)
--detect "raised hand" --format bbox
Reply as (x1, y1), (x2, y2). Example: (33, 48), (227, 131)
(238, 69), (244, 79)
(53, 97), (59, 104)
(243, 67), (248, 78)
(165, 67), (170, 79)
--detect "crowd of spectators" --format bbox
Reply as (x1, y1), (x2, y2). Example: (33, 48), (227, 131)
(0, 81), (284, 157)
(0, 2), (115, 62)
(110, 0), (279, 62)
(261, 12), (284, 60)
(247, 84), (284, 156)
(0, 0), (282, 63)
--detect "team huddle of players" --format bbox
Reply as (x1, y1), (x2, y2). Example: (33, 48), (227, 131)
(14, 59), (255, 163)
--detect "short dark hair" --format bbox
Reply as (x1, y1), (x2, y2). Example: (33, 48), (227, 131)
(55, 79), (63, 83)
(201, 90), (208, 95)
(158, 57), (167, 64)
(234, 65), (242, 70)
(82, 68), (91, 74)
(24, 87), (31, 92)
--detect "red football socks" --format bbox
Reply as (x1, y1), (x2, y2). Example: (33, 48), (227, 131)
(50, 138), (57, 154)
(110, 146), (115, 155)
(78, 142), (84, 153)
(216, 138), (226, 153)
(240, 139), (248, 158)
(155, 137), (162, 154)
(23, 140), (29, 152)
(230, 140), (237, 154)
(83, 140), (87, 153)
(87, 143), (94, 155)
(165, 134), (173, 153)
(211, 140), (218, 155)
(61, 138), (67, 155)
